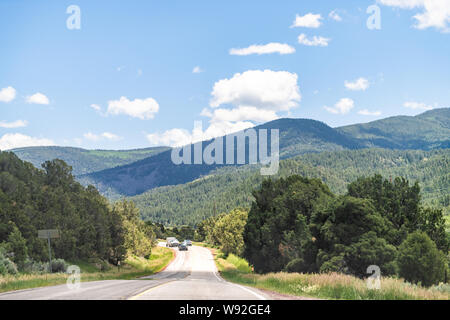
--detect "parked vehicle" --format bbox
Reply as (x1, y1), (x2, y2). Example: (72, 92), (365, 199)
(179, 242), (188, 251)
(166, 237), (179, 247)
(185, 239), (192, 246)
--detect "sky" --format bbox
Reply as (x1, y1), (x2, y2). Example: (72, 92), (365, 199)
(1, 0), (449, 150)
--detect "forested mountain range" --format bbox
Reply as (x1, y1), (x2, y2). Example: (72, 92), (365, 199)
(74, 108), (449, 198)
(9, 108), (450, 225)
(131, 148), (449, 225)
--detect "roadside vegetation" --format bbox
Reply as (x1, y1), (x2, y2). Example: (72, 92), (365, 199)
(0, 246), (174, 293)
(0, 152), (174, 293)
(213, 250), (450, 300)
(198, 174), (449, 299)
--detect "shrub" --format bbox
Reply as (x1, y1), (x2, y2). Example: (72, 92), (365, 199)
(50, 259), (69, 273)
(22, 259), (49, 274)
(0, 249), (18, 275)
(397, 231), (447, 287)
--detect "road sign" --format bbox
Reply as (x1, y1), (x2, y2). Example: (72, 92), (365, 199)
(38, 229), (60, 239)
(38, 229), (60, 272)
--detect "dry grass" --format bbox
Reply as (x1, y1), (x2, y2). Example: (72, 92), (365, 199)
(0, 246), (174, 294)
(214, 250), (450, 300)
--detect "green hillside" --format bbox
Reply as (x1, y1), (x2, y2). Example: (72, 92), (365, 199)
(337, 108), (450, 150)
(131, 148), (450, 225)
(11, 146), (170, 176)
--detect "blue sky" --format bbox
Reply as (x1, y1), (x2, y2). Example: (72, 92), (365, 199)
(1, 0), (449, 150)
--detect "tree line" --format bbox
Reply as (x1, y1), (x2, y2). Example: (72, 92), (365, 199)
(198, 174), (449, 287)
(0, 151), (155, 275)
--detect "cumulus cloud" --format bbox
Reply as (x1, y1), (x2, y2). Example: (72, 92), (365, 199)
(229, 43), (296, 56)
(0, 133), (54, 151)
(345, 78), (370, 91)
(210, 69), (301, 112)
(297, 34), (330, 46)
(324, 98), (355, 114)
(0, 86), (17, 103)
(291, 13), (323, 28)
(26, 92), (49, 105)
(403, 101), (433, 110)
(378, 0), (450, 32)
(0, 120), (28, 128)
(329, 10), (343, 21)
(147, 69), (300, 148)
(147, 128), (192, 147)
(107, 96), (159, 119)
(358, 109), (382, 116)
(83, 132), (122, 141)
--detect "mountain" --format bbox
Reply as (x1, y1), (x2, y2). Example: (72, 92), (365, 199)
(11, 146), (170, 176)
(131, 148), (450, 225)
(78, 118), (363, 197)
(80, 109), (450, 197)
(11, 108), (450, 200)
(337, 108), (450, 150)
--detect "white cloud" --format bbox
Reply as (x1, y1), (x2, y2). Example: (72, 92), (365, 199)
(291, 13), (323, 28)
(378, 0), (450, 32)
(208, 106), (279, 123)
(90, 104), (101, 111)
(324, 98), (355, 114)
(26, 92), (49, 105)
(229, 43), (296, 56)
(0, 120), (28, 128)
(0, 133), (54, 151)
(358, 109), (382, 116)
(210, 69), (301, 112)
(192, 66), (204, 74)
(0, 86), (16, 103)
(107, 96), (159, 119)
(297, 34), (330, 47)
(83, 132), (122, 141)
(147, 128), (192, 147)
(345, 77), (370, 91)
(148, 69), (301, 148)
(403, 101), (433, 110)
(329, 10), (343, 21)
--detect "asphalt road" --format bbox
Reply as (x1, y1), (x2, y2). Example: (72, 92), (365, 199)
(0, 244), (268, 300)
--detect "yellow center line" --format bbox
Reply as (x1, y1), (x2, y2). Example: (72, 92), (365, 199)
(127, 280), (175, 300)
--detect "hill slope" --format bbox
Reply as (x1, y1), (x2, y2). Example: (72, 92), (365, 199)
(11, 146), (170, 176)
(131, 148), (450, 225)
(79, 118), (363, 197)
(337, 108), (450, 149)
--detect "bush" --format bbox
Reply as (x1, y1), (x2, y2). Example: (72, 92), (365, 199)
(50, 259), (69, 273)
(0, 249), (18, 275)
(397, 231), (447, 287)
(22, 259), (49, 274)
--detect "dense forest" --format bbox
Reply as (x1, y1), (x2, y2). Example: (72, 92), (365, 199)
(197, 175), (449, 287)
(0, 151), (155, 275)
(133, 149), (450, 225)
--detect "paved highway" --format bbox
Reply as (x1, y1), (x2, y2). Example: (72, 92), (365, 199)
(0, 244), (268, 300)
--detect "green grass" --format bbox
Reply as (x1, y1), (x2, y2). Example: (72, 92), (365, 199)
(0, 246), (174, 294)
(212, 248), (450, 300)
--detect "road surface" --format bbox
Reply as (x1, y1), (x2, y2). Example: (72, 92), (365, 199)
(0, 244), (268, 300)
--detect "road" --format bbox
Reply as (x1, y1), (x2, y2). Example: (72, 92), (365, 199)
(0, 244), (268, 300)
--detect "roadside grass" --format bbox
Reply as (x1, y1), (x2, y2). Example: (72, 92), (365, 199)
(0, 246), (174, 294)
(211, 248), (450, 300)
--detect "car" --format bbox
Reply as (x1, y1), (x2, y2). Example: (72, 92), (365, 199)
(166, 237), (180, 247)
(178, 242), (188, 251)
(185, 239), (192, 246)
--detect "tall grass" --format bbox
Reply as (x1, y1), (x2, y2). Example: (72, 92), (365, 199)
(0, 246), (174, 294)
(213, 249), (450, 300)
